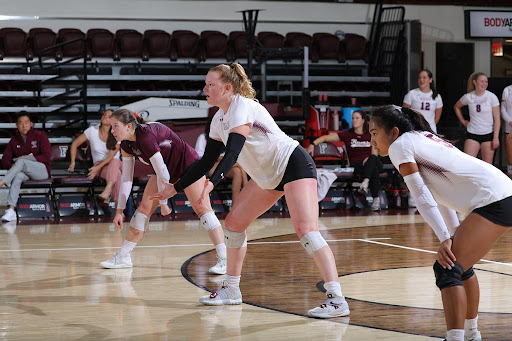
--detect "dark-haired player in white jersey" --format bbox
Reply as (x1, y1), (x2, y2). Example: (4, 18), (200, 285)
(403, 69), (443, 133)
(454, 72), (500, 164)
(370, 105), (512, 341)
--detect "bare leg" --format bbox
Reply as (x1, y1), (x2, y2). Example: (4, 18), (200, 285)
(284, 178), (338, 282)
(99, 181), (114, 199)
(441, 213), (508, 330)
(479, 141), (495, 164)
(463, 275), (479, 319)
(464, 139), (481, 158)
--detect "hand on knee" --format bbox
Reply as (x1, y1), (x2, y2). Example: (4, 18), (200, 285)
(433, 261), (464, 290)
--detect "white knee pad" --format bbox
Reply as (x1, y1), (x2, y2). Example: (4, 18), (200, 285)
(300, 231), (327, 255)
(130, 209), (150, 231)
(224, 228), (247, 248)
(508, 164), (512, 175)
(200, 211), (220, 232)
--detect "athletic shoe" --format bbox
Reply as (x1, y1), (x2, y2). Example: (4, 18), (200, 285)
(1, 208), (16, 222)
(308, 293), (350, 318)
(100, 251), (133, 269)
(370, 197), (381, 211)
(465, 331), (482, 341)
(2, 221), (17, 234)
(358, 182), (369, 195)
(199, 280), (242, 305)
(209, 255), (227, 275)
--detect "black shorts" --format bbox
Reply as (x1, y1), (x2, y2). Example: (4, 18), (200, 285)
(466, 132), (494, 143)
(274, 145), (317, 191)
(473, 195), (512, 227)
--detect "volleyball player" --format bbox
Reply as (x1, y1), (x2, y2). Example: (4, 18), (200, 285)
(501, 83), (512, 178)
(370, 105), (512, 341)
(403, 69), (443, 133)
(151, 63), (350, 318)
(100, 110), (227, 275)
(454, 72), (500, 164)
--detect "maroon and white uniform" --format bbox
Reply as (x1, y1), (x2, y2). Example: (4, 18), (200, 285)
(336, 130), (371, 164)
(120, 122), (198, 183)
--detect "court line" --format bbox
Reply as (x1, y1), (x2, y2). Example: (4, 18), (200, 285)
(358, 239), (512, 267)
(0, 237), (392, 253)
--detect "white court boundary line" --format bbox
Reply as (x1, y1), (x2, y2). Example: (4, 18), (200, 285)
(358, 239), (512, 267)
(0, 237), (392, 253)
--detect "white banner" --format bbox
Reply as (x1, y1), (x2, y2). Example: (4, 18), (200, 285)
(467, 11), (512, 38)
(120, 97), (212, 121)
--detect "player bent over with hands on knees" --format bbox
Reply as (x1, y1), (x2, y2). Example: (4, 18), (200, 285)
(370, 105), (512, 341)
(151, 62), (350, 318)
(100, 109), (227, 275)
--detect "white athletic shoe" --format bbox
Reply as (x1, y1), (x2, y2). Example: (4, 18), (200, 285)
(209, 255), (227, 275)
(465, 331), (482, 341)
(358, 182), (369, 195)
(1, 208), (17, 222)
(199, 280), (242, 306)
(308, 293), (350, 318)
(370, 197), (381, 211)
(100, 251), (133, 269)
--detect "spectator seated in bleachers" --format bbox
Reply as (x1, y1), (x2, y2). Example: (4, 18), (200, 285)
(306, 109), (382, 210)
(68, 109), (122, 204)
(195, 116), (248, 206)
(0, 111), (51, 221)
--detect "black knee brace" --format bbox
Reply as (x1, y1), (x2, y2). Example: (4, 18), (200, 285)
(433, 261), (464, 290)
(461, 267), (475, 281)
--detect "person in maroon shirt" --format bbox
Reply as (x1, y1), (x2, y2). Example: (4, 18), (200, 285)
(0, 111), (51, 222)
(307, 110), (382, 210)
(100, 109), (227, 275)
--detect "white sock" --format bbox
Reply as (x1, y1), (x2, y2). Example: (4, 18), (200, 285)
(119, 240), (137, 256)
(324, 281), (343, 299)
(226, 275), (241, 288)
(215, 243), (227, 258)
(465, 315), (478, 335)
(446, 329), (464, 341)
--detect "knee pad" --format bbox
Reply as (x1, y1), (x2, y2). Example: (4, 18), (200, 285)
(130, 209), (150, 231)
(200, 211), (220, 232)
(223, 228), (247, 248)
(508, 165), (512, 176)
(461, 267), (475, 281)
(433, 261), (464, 290)
(300, 231), (327, 256)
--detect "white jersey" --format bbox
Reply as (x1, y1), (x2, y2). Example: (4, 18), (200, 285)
(501, 85), (512, 134)
(210, 94), (299, 189)
(459, 90), (500, 135)
(388, 131), (512, 216)
(84, 125), (120, 164)
(403, 88), (443, 133)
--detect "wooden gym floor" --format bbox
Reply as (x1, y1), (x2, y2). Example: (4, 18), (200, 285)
(1, 210), (511, 340)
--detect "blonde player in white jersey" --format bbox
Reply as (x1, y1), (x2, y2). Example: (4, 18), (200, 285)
(403, 69), (443, 133)
(151, 63), (350, 319)
(454, 72), (500, 164)
(501, 84), (512, 178)
(370, 105), (512, 341)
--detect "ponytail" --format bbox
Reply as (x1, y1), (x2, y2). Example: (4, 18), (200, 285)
(371, 105), (434, 138)
(210, 63), (257, 100)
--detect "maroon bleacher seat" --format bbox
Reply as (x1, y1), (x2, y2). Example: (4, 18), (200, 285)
(257, 31), (285, 49)
(119, 80), (155, 91)
(261, 103), (285, 118)
(57, 28), (85, 58)
(115, 29), (143, 59)
(28, 28), (58, 59)
(0, 28), (30, 60)
(200, 30), (228, 60)
(284, 32), (312, 49)
(142, 30), (171, 60)
(86, 29), (117, 60)
(339, 33), (368, 62)
(312, 33), (342, 63)
(227, 31), (247, 61)
(170, 30), (200, 61)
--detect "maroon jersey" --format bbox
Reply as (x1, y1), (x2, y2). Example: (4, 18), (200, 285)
(2, 128), (52, 174)
(337, 130), (371, 164)
(120, 123), (198, 183)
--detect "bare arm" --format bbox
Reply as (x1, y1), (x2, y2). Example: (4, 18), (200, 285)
(492, 105), (501, 150)
(306, 133), (341, 156)
(402, 102), (411, 108)
(68, 133), (88, 172)
(453, 100), (468, 128)
(434, 107), (442, 125)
